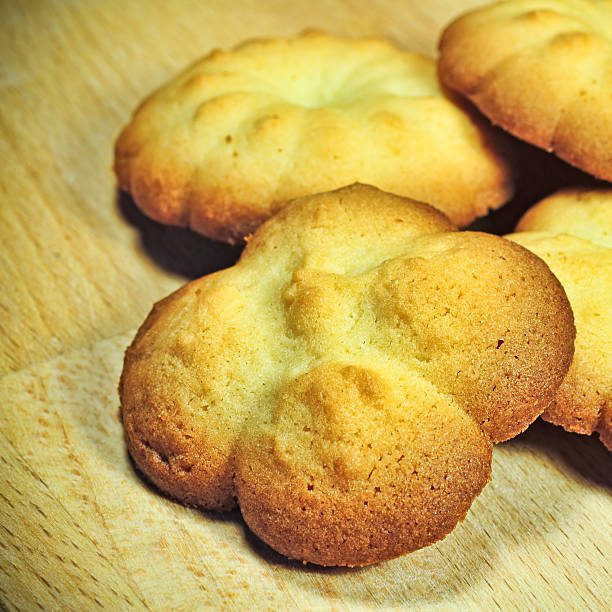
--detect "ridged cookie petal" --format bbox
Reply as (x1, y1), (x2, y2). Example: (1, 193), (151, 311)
(236, 365), (491, 567)
(115, 31), (515, 242)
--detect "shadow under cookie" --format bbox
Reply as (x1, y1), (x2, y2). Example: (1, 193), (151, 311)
(117, 190), (243, 280)
(468, 140), (603, 236)
(506, 419), (612, 490)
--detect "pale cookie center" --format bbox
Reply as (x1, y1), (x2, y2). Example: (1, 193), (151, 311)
(272, 363), (464, 486)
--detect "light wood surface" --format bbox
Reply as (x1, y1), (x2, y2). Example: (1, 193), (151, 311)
(1, 1), (610, 610)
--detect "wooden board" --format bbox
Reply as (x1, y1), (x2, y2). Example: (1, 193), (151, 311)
(0, 0), (494, 377)
(1, 334), (611, 610)
(1, 1), (610, 610)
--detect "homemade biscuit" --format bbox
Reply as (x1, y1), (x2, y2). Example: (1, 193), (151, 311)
(438, 0), (612, 182)
(120, 184), (574, 566)
(115, 31), (515, 243)
(508, 188), (612, 450)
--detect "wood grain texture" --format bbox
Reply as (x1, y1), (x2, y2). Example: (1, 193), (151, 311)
(0, 0), (490, 376)
(1, 1), (610, 609)
(1, 334), (610, 610)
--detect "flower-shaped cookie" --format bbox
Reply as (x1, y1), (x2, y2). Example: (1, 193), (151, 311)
(438, 0), (612, 181)
(508, 188), (612, 450)
(115, 31), (515, 243)
(120, 184), (574, 566)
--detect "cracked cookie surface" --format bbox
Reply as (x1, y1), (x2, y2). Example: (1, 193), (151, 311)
(120, 184), (574, 566)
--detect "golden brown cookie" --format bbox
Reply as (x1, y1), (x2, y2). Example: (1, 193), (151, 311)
(120, 184), (574, 566)
(115, 31), (515, 243)
(438, 0), (612, 182)
(508, 188), (612, 450)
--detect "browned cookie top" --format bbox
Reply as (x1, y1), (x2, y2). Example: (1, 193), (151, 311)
(439, 0), (612, 182)
(120, 184), (574, 566)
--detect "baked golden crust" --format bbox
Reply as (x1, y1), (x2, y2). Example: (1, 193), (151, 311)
(507, 188), (612, 450)
(237, 364), (492, 567)
(115, 31), (515, 243)
(438, 0), (612, 182)
(120, 184), (575, 566)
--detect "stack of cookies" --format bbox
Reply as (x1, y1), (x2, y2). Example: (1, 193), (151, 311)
(116, 1), (611, 567)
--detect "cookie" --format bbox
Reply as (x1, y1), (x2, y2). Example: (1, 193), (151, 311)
(438, 0), (612, 182)
(507, 188), (612, 450)
(115, 31), (515, 243)
(120, 184), (574, 566)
